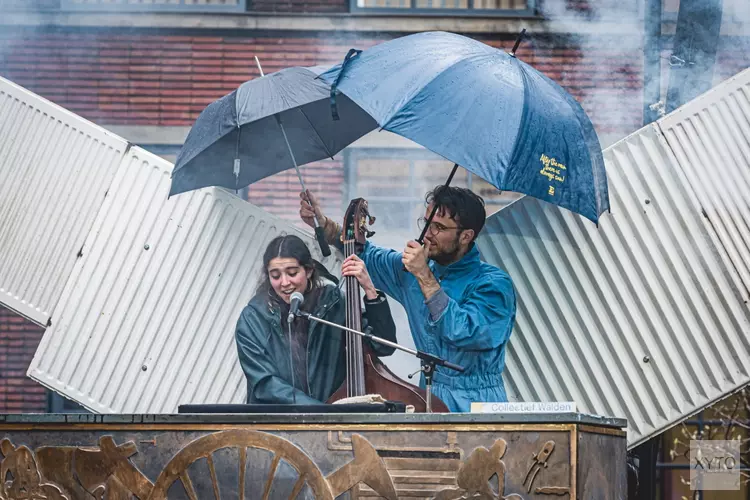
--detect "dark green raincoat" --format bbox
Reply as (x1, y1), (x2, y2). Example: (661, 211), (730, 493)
(235, 283), (397, 404)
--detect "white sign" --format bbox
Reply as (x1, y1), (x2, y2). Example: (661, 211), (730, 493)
(690, 440), (741, 491)
(470, 401), (577, 413)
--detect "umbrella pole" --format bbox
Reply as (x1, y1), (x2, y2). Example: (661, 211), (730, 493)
(277, 116), (332, 257)
(254, 56), (330, 257)
(509, 28), (527, 58)
(233, 126), (241, 194)
(416, 163), (459, 245)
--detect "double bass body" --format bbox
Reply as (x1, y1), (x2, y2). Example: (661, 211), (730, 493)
(327, 348), (451, 413)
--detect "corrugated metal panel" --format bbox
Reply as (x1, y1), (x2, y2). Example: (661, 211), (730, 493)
(0, 76), (128, 326)
(657, 72), (750, 303)
(477, 69), (750, 447)
(28, 146), (342, 413)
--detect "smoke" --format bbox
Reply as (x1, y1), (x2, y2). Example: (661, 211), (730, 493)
(0, 2), (47, 83)
(529, 0), (747, 141)
(658, 0), (749, 118)
(533, 0), (646, 146)
(713, 0), (750, 84)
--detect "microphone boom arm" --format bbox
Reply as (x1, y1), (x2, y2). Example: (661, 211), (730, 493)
(295, 311), (465, 374)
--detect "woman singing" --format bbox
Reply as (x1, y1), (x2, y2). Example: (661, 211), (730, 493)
(235, 235), (397, 405)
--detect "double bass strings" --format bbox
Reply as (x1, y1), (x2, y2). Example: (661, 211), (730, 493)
(344, 238), (365, 397)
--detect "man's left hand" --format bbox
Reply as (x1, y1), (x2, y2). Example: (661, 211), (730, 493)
(342, 254), (378, 300)
(402, 240), (431, 278)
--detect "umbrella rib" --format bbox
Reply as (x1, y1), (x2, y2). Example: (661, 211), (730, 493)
(297, 107), (335, 160)
(566, 96), (607, 218)
(506, 60), (530, 177)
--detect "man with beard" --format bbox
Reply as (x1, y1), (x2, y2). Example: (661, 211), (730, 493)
(299, 186), (516, 412)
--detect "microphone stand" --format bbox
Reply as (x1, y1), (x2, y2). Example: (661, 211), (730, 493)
(295, 311), (465, 413)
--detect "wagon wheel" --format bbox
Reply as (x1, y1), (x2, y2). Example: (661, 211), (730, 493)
(148, 430), (334, 500)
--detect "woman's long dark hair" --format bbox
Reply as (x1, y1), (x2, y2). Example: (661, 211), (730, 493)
(259, 235), (320, 303)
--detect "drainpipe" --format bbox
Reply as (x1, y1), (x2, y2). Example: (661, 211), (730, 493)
(666, 0), (724, 113)
(643, 0), (663, 125)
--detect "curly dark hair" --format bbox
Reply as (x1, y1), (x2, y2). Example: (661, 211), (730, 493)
(425, 185), (486, 242)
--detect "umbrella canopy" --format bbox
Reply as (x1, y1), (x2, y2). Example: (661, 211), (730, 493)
(319, 31), (610, 224)
(169, 65), (378, 197)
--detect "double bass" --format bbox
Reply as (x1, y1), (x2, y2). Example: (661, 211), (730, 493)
(326, 198), (450, 413)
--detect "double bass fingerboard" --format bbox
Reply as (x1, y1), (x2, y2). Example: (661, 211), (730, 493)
(343, 236), (366, 398)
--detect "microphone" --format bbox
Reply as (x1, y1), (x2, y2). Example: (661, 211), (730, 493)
(288, 291), (304, 323)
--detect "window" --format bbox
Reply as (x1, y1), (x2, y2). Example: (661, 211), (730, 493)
(344, 148), (521, 236)
(47, 392), (89, 413)
(350, 0), (536, 16)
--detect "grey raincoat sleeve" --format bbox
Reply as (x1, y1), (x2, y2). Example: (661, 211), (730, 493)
(235, 305), (320, 405)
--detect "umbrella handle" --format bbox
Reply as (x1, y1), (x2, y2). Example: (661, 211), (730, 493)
(330, 48), (362, 121)
(315, 226), (332, 257)
(416, 163), (460, 245)
(403, 163), (459, 272)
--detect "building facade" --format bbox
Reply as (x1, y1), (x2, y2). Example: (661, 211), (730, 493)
(1, 1), (749, 497)
(1, 0), (749, 467)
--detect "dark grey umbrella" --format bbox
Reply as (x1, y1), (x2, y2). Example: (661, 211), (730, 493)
(170, 63), (378, 254)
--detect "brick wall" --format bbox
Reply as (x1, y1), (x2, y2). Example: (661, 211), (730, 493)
(247, 158), (345, 223)
(0, 33), (385, 127)
(0, 306), (47, 413)
(0, 31), (654, 136)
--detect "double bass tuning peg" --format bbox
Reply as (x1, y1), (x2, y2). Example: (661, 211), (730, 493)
(366, 230), (376, 238)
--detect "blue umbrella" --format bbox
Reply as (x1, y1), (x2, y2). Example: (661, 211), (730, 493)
(319, 31), (609, 226)
(170, 63), (378, 255)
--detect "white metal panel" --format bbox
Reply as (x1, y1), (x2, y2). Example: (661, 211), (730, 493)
(28, 146), (343, 414)
(657, 70), (750, 303)
(477, 101), (750, 447)
(0, 76), (128, 326)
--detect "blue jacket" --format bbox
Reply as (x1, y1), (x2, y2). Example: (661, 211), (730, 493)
(361, 241), (516, 412)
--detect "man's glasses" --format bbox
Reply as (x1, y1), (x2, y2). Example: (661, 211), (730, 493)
(417, 217), (462, 235)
